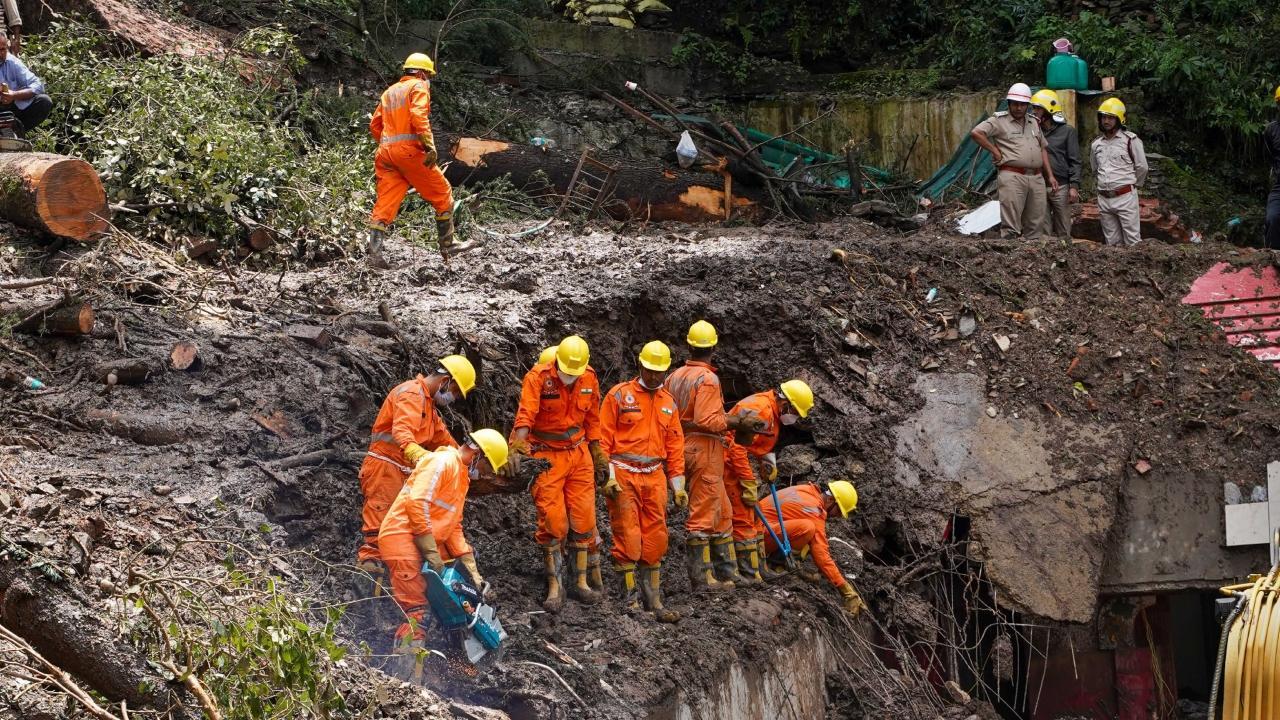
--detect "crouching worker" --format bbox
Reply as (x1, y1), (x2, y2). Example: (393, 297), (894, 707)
(757, 480), (865, 616)
(599, 341), (685, 622)
(377, 429), (509, 647)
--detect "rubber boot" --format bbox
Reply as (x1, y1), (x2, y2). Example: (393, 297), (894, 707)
(615, 563), (641, 611)
(734, 541), (764, 587)
(712, 536), (746, 587)
(588, 551), (605, 593)
(366, 227), (390, 270)
(687, 538), (730, 592)
(542, 541), (566, 613)
(436, 213), (478, 259)
(568, 542), (601, 604)
(757, 538), (788, 582)
(389, 611), (428, 683)
(639, 563), (680, 623)
(353, 559), (388, 598)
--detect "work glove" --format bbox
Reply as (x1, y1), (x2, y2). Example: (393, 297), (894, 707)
(602, 466), (621, 500)
(403, 442), (428, 466)
(669, 474), (688, 508)
(457, 553), (494, 602)
(414, 534), (444, 574)
(838, 582), (865, 617)
(740, 480), (758, 507)
(510, 437), (532, 456)
(726, 414), (765, 433)
(590, 442), (609, 484)
(421, 135), (438, 166)
(761, 453), (778, 482)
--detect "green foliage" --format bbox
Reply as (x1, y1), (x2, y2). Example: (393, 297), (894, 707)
(549, 0), (671, 28)
(718, 0), (865, 62)
(671, 32), (795, 89)
(28, 21), (378, 251)
(827, 68), (943, 98)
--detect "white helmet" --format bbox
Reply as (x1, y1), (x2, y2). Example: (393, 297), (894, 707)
(1006, 83), (1033, 103)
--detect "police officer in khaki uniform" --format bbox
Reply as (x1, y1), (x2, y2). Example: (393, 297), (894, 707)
(970, 83), (1060, 239)
(1090, 97), (1148, 246)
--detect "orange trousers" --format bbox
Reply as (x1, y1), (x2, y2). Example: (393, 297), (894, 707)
(530, 443), (597, 546)
(763, 517), (817, 557)
(725, 466), (763, 542)
(684, 434), (732, 537)
(381, 532), (470, 615)
(370, 142), (454, 226)
(605, 466), (669, 566)
(357, 456), (408, 563)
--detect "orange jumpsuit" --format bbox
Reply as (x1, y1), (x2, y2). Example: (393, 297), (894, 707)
(599, 378), (685, 566)
(666, 360), (731, 538)
(758, 484), (846, 588)
(357, 376), (457, 563)
(726, 391), (782, 542)
(512, 360), (602, 546)
(369, 75), (454, 226)
(378, 447), (474, 635)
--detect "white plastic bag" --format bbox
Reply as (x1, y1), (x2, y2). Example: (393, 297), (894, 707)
(675, 130), (698, 169)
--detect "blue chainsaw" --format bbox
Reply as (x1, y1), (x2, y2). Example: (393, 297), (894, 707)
(421, 563), (507, 665)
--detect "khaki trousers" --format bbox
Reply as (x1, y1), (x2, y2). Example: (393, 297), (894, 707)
(1042, 185), (1072, 239)
(1098, 191), (1141, 246)
(997, 170), (1047, 240)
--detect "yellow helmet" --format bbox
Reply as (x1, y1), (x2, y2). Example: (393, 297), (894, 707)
(638, 340), (672, 371)
(468, 428), (508, 472)
(439, 354), (476, 397)
(686, 320), (718, 348)
(538, 345), (558, 366)
(556, 335), (590, 376)
(1031, 88), (1060, 115)
(1098, 97), (1126, 125)
(828, 480), (858, 517)
(1273, 85), (1280, 103)
(403, 53), (436, 74)
(779, 379), (815, 418)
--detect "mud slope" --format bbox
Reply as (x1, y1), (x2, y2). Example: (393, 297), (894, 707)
(2, 221), (1277, 718)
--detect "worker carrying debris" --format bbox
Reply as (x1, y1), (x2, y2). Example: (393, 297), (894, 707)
(1030, 89), (1080, 240)
(0, 35), (50, 137)
(509, 335), (607, 612)
(598, 340), (685, 622)
(758, 481), (865, 616)
(724, 380), (815, 585)
(970, 83), (1059, 240)
(1090, 97), (1148, 246)
(366, 52), (475, 268)
(354, 356), (477, 596)
(1261, 85), (1280, 249)
(666, 320), (763, 591)
(377, 429), (508, 645)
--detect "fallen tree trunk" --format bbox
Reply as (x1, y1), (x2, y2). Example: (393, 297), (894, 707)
(0, 152), (110, 240)
(0, 561), (192, 716)
(94, 358), (155, 386)
(439, 135), (766, 223)
(2, 297), (95, 336)
(84, 408), (185, 445)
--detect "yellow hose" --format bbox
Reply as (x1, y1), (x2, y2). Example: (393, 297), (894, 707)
(1220, 563), (1280, 719)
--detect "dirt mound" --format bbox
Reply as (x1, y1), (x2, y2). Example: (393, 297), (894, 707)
(3, 220), (1278, 717)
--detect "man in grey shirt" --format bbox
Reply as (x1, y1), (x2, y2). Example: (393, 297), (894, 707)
(1031, 89), (1080, 239)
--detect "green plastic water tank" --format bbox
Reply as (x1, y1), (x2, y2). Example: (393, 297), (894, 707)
(1046, 53), (1088, 90)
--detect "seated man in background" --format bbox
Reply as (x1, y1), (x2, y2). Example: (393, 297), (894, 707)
(0, 34), (50, 136)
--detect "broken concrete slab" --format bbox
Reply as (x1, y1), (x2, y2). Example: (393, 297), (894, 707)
(894, 372), (1125, 623)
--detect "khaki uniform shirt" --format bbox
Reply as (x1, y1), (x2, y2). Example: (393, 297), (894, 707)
(974, 112), (1047, 170)
(1090, 131), (1149, 191)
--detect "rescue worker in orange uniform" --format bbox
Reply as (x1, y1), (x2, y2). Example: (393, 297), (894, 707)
(378, 428), (508, 644)
(599, 341), (685, 622)
(724, 379), (815, 585)
(666, 320), (763, 591)
(366, 52), (476, 268)
(758, 481), (865, 616)
(508, 335), (607, 611)
(355, 355), (477, 595)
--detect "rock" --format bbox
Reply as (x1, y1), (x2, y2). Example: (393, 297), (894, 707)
(69, 531), (93, 572)
(776, 445), (820, 478)
(993, 334), (1011, 353)
(958, 313), (976, 338)
(152, 484), (173, 496)
(1133, 459), (1152, 475)
(986, 406), (997, 418)
(172, 494), (197, 505)
(1252, 485), (1268, 503)
(0, 490), (10, 512)
(944, 680), (971, 704)
(26, 496), (58, 520)
(1224, 482), (1243, 505)
(36, 482), (58, 495)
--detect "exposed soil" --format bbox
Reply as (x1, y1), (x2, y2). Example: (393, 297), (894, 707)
(3, 217), (1279, 718)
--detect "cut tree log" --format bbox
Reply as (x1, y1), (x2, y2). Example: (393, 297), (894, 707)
(84, 408), (185, 445)
(284, 324), (331, 349)
(1, 297), (94, 336)
(0, 152), (110, 240)
(439, 134), (765, 223)
(236, 214), (277, 251)
(170, 341), (201, 371)
(94, 358), (155, 386)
